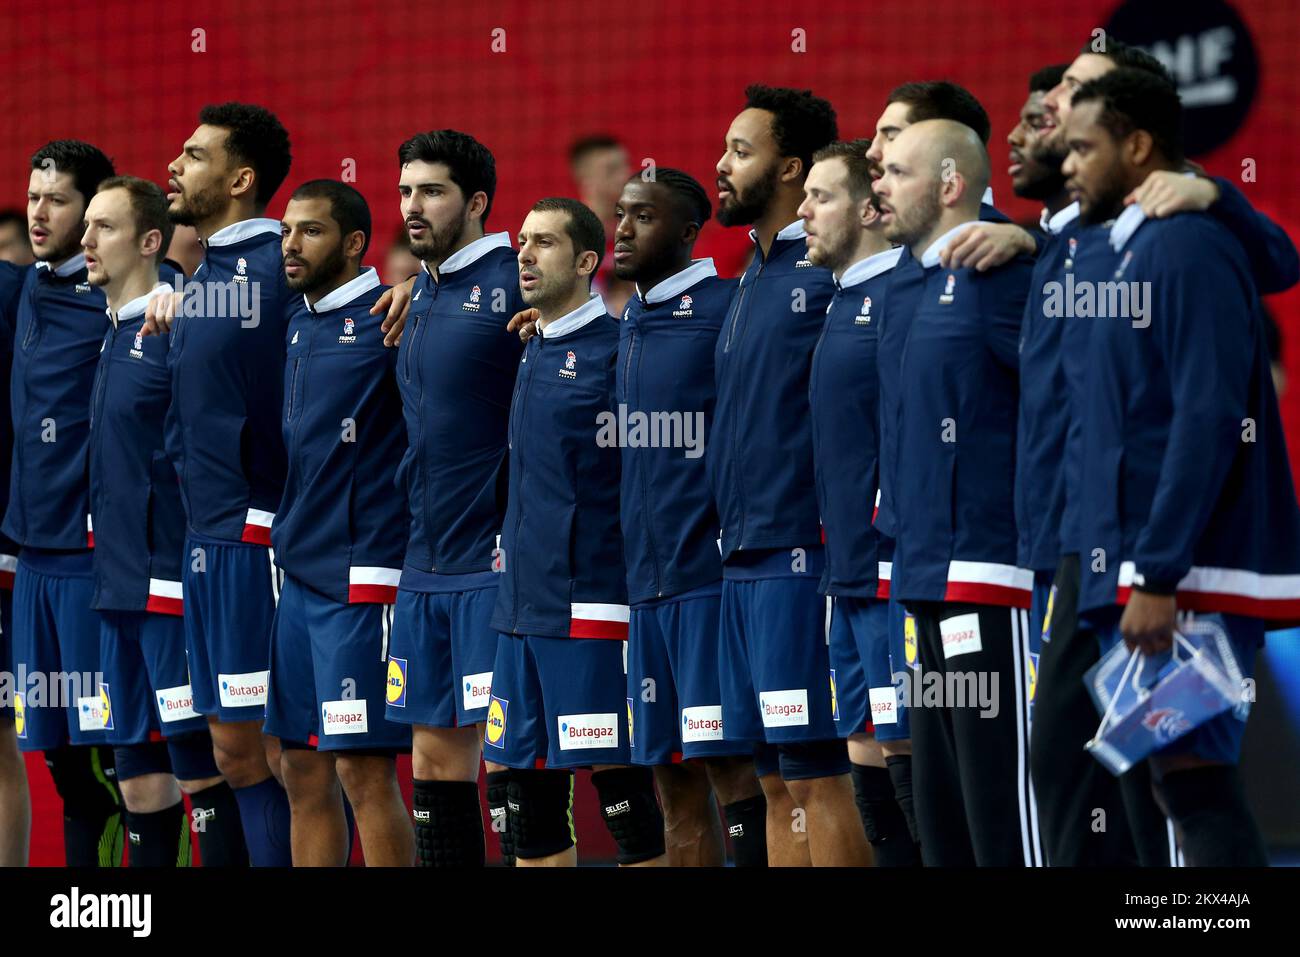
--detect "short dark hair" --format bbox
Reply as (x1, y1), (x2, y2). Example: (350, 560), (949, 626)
(743, 85), (839, 181)
(397, 129), (498, 226)
(0, 209), (25, 233)
(1072, 68), (1184, 166)
(1030, 64), (1068, 94)
(30, 140), (115, 208)
(811, 140), (877, 203)
(641, 168), (712, 227)
(1079, 37), (1175, 85)
(289, 179), (373, 257)
(568, 134), (624, 170)
(96, 175), (176, 263)
(530, 197), (605, 273)
(886, 81), (991, 145)
(198, 102), (292, 207)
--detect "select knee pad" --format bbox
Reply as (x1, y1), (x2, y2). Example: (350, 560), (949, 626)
(45, 745), (122, 814)
(777, 739), (851, 781)
(590, 766), (665, 865)
(507, 769), (575, 860)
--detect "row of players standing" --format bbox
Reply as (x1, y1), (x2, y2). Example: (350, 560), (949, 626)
(3, 37), (1299, 870)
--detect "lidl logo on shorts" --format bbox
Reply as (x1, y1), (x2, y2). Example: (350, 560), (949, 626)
(218, 671), (269, 709)
(462, 671), (492, 713)
(321, 699), (368, 736)
(940, 613), (982, 658)
(1042, 585), (1057, 643)
(557, 712), (618, 751)
(904, 613), (918, 669)
(681, 705), (724, 743)
(485, 695), (508, 748)
(386, 658), (407, 708)
(869, 686), (898, 725)
(156, 684), (198, 723)
(1027, 652), (1039, 704)
(99, 684), (114, 731)
(14, 692), (25, 738)
(77, 694), (109, 732)
(759, 689), (809, 728)
(626, 697), (635, 749)
(829, 669), (839, 722)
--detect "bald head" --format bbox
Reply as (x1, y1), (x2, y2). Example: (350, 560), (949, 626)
(874, 118), (990, 253)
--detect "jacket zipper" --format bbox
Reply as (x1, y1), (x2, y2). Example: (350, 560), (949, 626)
(509, 336), (536, 634)
(629, 325), (662, 597)
(724, 254), (766, 545)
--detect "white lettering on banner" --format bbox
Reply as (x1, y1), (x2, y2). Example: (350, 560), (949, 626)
(940, 613), (982, 658)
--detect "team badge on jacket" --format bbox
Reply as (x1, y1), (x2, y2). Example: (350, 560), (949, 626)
(464, 284), (482, 311)
(939, 273), (956, 304)
(339, 317), (356, 343)
(855, 296), (873, 326)
(559, 350), (577, 380)
(673, 294), (693, 317)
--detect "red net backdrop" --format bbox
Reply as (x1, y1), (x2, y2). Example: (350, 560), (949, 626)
(3, 0), (1298, 863)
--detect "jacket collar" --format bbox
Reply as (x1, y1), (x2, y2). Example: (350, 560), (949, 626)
(307, 267), (381, 313)
(205, 218), (281, 248)
(837, 246), (903, 288)
(539, 292), (607, 340)
(427, 231), (513, 279)
(920, 220), (980, 268)
(748, 219), (807, 246)
(36, 252), (86, 277)
(1109, 203), (1148, 252)
(107, 282), (172, 328)
(637, 258), (718, 304)
(1039, 201), (1080, 236)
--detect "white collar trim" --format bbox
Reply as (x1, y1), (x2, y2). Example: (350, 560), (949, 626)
(36, 252), (86, 277)
(206, 218), (281, 247)
(982, 186), (995, 205)
(1109, 204), (1148, 252)
(748, 220), (807, 245)
(1039, 201), (1080, 236)
(539, 293), (607, 340)
(308, 267), (381, 313)
(108, 282), (172, 327)
(434, 231), (513, 277)
(920, 220), (980, 268)
(637, 258), (718, 304)
(838, 246), (903, 287)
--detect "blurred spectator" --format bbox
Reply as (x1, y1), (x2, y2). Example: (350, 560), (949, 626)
(569, 134), (634, 314)
(0, 208), (33, 265)
(165, 224), (204, 278)
(383, 223), (422, 285)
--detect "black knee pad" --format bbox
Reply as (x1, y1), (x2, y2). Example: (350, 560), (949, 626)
(165, 732), (220, 782)
(112, 741), (172, 782)
(507, 769), (575, 860)
(590, 767), (665, 865)
(45, 745), (122, 814)
(485, 769), (516, 866)
(777, 739), (851, 781)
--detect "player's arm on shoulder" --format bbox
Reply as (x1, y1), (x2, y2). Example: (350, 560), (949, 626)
(142, 286), (182, 336)
(507, 308), (540, 342)
(939, 222), (1037, 272)
(370, 275), (417, 347)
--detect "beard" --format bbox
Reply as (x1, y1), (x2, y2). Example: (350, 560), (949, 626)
(168, 179), (226, 228)
(1078, 175), (1130, 226)
(717, 162), (779, 227)
(408, 208), (467, 262)
(37, 227), (84, 265)
(882, 181), (943, 249)
(1016, 138), (1068, 202)
(284, 244), (348, 294)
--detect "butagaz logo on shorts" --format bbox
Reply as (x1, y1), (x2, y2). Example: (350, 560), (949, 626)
(322, 699), (368, 735)
(556, 712), (618, 750)
(595, 403), (706, 459)
(462, 671), (492, 712)
(759, 689), (809, 727)
(156, 684), (198, 723)
(681, 705), (724, 742)
(218, 671), (269, 709)
(50, 887), (151, 938)
(892, 666), (999, 719)
(1040, 273), (1152, 328)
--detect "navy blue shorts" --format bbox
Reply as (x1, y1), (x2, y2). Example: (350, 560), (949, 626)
(183, 534), (278, 721)
(384, 571), (499, 728)
(265, 575), (411, 751)
(99, 610), (207, 744)
(828, 594), (911, 741)
(1026, 570), (1053, 724)
(12, 549), (107, 750)
(1096, 611), (1262, 765)
(485, 633), (629, 770)
(718, 547), (840, 744)
(0, 583), (12, 722)
(627, 581), (754, 765)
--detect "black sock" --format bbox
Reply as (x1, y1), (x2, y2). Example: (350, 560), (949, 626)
(1119, 762), (1177, 866)
(47, 746), (125, 867)
(721, 794), (768, 867)
(126, 801), (188, 867)
(1157, 765), (1268, 867)
(189, 781), (249, 867)
(485, 770), (515, 866)
(852, 762), (921, 867)
(412, 779), (485, 867)
(885, 754), (920, 848)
